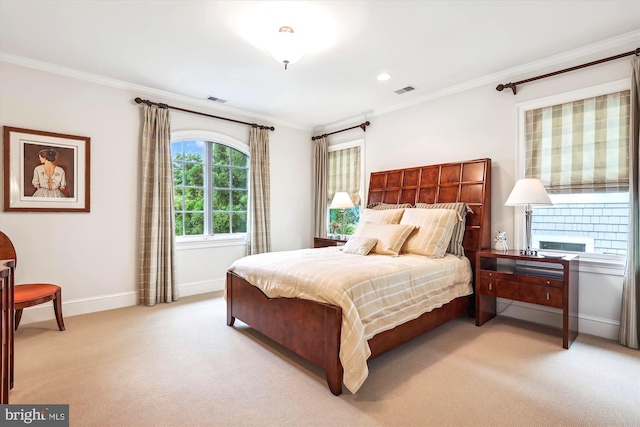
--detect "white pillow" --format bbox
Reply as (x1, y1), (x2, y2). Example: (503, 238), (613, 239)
(400, 208), (461, 258)
(353, 208), (405, 235)
(341, 236), (378, 256)
(354, 222), (416, 256)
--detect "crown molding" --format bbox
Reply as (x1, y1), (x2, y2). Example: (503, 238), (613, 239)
(0, 51), (311, 132)
(368, 30), (640, 120)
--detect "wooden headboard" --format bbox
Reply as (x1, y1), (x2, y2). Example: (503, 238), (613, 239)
(367, 158), (492, 274)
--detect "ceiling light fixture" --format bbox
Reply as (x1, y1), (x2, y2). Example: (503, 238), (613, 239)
(377, 73), (392, 81)
(269, 26), (306, 70)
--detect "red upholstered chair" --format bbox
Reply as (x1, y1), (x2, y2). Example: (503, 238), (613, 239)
(0, 232), (65, 331)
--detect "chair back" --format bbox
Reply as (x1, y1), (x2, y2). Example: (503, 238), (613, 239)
(0, 232), (17, 268)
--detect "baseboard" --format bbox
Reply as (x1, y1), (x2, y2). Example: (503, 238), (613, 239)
(497, 299), (620, 341)
(17, 278), (226, 326)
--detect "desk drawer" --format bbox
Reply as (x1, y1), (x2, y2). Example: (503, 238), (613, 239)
(479, 269), (563, 289)
(495, 279), (563, 308)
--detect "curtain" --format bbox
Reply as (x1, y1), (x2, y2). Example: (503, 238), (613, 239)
(314, 136), (328, 238)
(619, 57), (640, 349)
(138, 105), (178, 306)
(247, 128), (271, 255)
(525, 90), (630, 194)
(327, 145), (361, 205)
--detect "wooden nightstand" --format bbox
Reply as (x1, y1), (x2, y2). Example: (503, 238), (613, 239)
(475, 249), (579, 349)
(313, 237), (347, 248)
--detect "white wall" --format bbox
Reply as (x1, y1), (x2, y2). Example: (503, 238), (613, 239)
(0, 61), (313, 325)
(320, 41), (637, 340)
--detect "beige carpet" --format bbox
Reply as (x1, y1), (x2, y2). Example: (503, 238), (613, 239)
(8, 293), (640, 427)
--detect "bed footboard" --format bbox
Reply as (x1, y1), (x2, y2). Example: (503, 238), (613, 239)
(226, 271), (344, 395)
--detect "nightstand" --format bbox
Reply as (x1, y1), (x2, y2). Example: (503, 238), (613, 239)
(313, 237), (347, 248)
(475, 249), (579, 349)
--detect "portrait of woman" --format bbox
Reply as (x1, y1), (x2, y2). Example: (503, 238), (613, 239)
(31, 148), (68, 197)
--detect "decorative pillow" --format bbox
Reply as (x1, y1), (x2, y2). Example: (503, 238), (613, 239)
(399, 208), (461, 258)
(353, 208), (406, 235)
(415, 202), (473, 257)
(354, 222), (416, 256)
(341, 236), (378, 256)
(367, 202), (413, 210)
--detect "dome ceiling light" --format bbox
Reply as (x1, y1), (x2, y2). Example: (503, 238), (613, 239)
(269, 26), (306, 70)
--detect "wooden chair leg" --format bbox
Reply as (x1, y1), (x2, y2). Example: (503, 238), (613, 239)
(53, 290), (65, 331)
(14, 309), (23, 331)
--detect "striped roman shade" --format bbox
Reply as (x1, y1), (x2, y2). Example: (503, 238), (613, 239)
(525, 90), (630, 194)
(328, 146), (361, 205)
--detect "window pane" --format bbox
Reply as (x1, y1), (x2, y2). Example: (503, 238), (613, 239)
(231, 149), (247, 167)
(174, 188), (184, 211)
(213, 212), (231, 234)
(184, 212), (204, 235)
(213, 144), (230, 165)
(329, 206), (360, 235)
(232, 190), (248, 211)
(232, 168), (247, 188)
(173, 162), (183, 186)
(232, 212), (247, 233)
(213, 166), (230, 188)
(175, 213), (184, 236)
(184, 140), (205, 163)
(185, 163), (204, 187)
(171, 141), (183, 161)
(213, 190), (230, 211)
(184, 188), (204, 211)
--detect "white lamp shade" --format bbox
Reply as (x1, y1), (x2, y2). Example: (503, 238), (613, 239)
(330, 192), (355, 209)
(505, 178), (553, 206)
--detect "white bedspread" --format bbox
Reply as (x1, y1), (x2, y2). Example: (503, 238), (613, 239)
(227, 247), (472, 393)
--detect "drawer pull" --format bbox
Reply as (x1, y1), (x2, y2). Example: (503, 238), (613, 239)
(546, 280), (550, 285)
(489, 283), (493, 291)
(546, 292), (550, 301)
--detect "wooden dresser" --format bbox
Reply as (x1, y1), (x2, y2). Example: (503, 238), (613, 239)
(1, 259), (15, 403)
(475, 249), (579, 349)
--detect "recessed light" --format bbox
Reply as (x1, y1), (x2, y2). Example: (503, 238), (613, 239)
(377, 73), (392, 81)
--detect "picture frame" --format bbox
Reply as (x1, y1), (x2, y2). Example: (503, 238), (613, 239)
(3, 126), (90, 212)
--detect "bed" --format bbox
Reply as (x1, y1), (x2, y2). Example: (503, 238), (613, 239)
(226, 158), (492, 395)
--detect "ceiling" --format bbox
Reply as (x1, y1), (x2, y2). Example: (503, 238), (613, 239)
(1, 1), (639, 129)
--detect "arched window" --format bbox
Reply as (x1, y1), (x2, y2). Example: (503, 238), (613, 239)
(171, 131), (249, 239)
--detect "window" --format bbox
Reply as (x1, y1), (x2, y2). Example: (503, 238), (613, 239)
(171, 133), (249, 240)
(517, 81), (630, 259)
(327, 140), (364, 236)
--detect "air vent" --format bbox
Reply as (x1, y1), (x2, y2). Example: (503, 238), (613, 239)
(207, 96), (227, 103)
(394, 85), (416, 95)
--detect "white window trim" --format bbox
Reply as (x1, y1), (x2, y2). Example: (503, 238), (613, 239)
(513, 80), (630, 268)
(171, 130), (249, 248)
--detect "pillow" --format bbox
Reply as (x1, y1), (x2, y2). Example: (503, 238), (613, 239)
(341, 236), (378, 256)
(399, 208), (461, 258)
(415, 202), (473, 257)
(353, 208), (406, 235)
(367, 202), (413, 210)
(354, 222), (416, 256)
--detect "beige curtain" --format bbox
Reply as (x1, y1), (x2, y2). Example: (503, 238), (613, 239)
(327, 145), (361, 205)
(314, 137), (328, 238)
(525, 90), (630, 194)
(619, 57), (640, 349)
(247, 128), (271, 255)
(138, 105), (178, 306)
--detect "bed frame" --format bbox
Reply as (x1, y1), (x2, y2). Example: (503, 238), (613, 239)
(226, 158), (492, 395)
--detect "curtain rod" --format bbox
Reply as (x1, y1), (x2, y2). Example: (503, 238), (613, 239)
(311, 121), (370, 141)
(496, 47), (640, 95)
(134, 97), (275, 131)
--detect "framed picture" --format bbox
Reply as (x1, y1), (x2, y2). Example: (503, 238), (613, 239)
(3, 126), (90, 212)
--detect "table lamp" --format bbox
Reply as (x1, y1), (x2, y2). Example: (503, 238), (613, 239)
(505, 178), (552, 256)
(330, 192), (355, 239)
